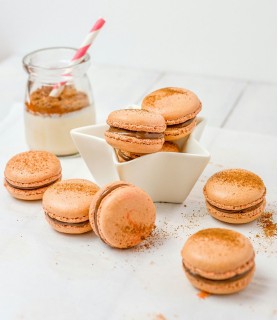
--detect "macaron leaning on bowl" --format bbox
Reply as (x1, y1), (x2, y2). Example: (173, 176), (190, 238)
(4, 150), (62, 200)
(141, 87), (202, 141)
(105, 109), (166, 154)
(181, 228), (256, 294)
(203, 169), (266, 224)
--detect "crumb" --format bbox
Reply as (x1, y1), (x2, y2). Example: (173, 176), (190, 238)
(257, 211), (277, 238)
(197, 291), (210, 299)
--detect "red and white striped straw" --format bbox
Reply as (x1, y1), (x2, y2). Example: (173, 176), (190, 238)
(49, 18), (106, 97)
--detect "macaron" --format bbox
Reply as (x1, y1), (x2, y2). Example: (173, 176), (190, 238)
(43, 179), (99, 234)
(181, 228), (255, 294)
(203, 169), (266, 224)
(141, 87), (202, 141)
(116, 141), (180, 163)
(4, 150), (62, 200)
(160, 141), (180, 153)
(89, 181), (156, 248)
(105, 109), (166, 153)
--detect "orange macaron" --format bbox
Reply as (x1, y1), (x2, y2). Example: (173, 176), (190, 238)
(89, 181), (156, 248)
(43, 179), (99, 234)
(181, 228), (255, 294)
(141, 87), (202, 141)
(105, 109), (166, 154)
(203, 169), (266, 224)
(4, 150), (62, 200)
(116, 141), (180, 162)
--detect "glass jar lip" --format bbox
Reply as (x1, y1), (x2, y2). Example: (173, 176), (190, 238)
(22, 46), (90, 71)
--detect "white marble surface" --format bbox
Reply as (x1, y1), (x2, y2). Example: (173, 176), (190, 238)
(0, 56), (276, 320)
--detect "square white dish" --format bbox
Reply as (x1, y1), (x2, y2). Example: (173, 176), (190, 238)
(71, 117), (210, 203)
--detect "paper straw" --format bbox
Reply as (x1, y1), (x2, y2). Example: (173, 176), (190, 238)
(49, 18), (105, 97)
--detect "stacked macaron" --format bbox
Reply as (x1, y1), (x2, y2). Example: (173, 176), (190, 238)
(105, 87), (201, 162)
(105, 109), (166, 159)
(142, 87), (202, 141)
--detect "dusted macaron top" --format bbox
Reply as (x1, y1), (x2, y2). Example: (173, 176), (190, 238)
(107, 109), (166, 133)
(4, 150), (61, 186)
(204, 169), (266, 210)
(181, 228), (255, 279)
(43, 179), (99, 222)
(141, 87), (202, 124)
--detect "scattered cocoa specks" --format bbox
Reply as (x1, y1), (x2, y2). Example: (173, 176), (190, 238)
(197, 291), (211, 299)
(257, 211), (277, 238)
(133, 227), (170, 253)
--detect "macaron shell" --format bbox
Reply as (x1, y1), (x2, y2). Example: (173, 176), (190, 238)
(4, 151), (62, 188)
(164, 118), (196, 141)
(107, 109), (166, 132)
(90, 182), (156, 249)
(159, 141), (180, 153)
(142, 87), (202, 124)
(4, 180), (53, 200)
(45, 213), (92, 234)
(203, 169), (266, 210)
(105, 132), (164, 154)
(183, 265), (255, 295)
(43, 179), (99, 223)
(181, 228), (255, 279)
(206, 198), (266, 224)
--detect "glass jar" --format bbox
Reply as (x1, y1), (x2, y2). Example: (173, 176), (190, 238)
(23, 47), (95, 156)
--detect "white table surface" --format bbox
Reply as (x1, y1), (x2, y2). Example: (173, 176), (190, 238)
(0, 55), (276, 320)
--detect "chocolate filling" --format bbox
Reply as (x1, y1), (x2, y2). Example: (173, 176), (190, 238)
(207, 200), (264, 214)
(45, 212), (89, 227)
(118, 150), (142, 162)
(108, 127), (164, 139)
(167, 117), (195, 129)
(183, 262), (254, 284)
(5, 178), (60, 191)
(93, 183), (129, 243)
(118, 150), (134, 161)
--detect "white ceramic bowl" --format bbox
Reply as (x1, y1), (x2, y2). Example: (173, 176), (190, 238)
(71, 117), (210, 203)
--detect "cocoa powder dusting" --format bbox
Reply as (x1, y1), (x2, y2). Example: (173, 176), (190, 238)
(257, 212), (277, 237)
(26, 85), (89, 115)
(213, 169), (265, 189)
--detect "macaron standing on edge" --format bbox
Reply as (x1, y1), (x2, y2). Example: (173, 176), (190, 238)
(89, 181), (156, 249)
(105, 109), (166, 154)
(181, 228), (256, 294)
(203, 169), (266, 224)
(4, 150), (62, 200)
(43, 179), (99, 234)
(142, 87), (202, 141)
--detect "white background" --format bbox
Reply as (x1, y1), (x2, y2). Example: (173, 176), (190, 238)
(0, 0), (276, 82)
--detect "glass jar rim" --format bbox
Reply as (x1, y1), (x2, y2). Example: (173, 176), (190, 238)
(22, 47), (90, 71)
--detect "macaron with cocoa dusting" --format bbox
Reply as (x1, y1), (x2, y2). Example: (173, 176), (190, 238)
(89, 181), (156, 248)
(116, 141), (179, 163)
(105, 109), (166, 154)
(141, 87), (202, 141)
(203, 169), (266, 224)
(181, 228), (255, 294)
(4, 150), (62, 200)
(43, 179), (99, 234)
